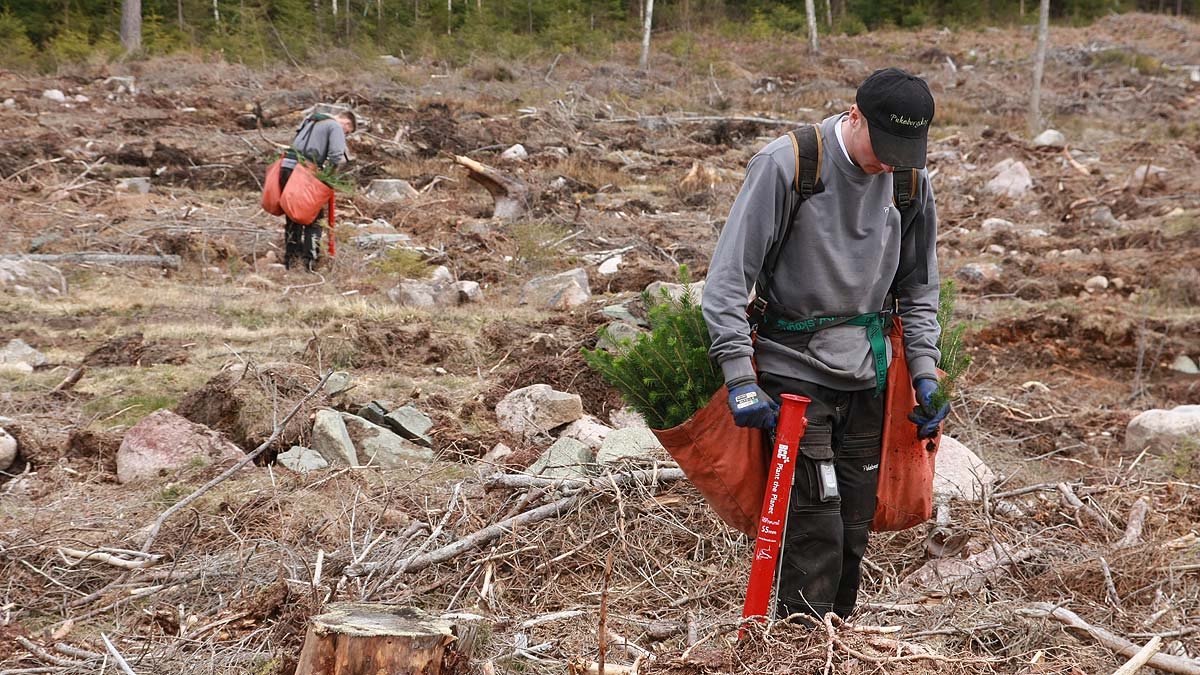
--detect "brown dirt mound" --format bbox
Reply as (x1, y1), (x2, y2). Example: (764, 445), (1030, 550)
(174, 361), (326, 454)
(82, 333), (189, 367)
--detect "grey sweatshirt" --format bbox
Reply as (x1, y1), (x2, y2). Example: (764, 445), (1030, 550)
(283, 117), (348, 169)
(702, 113), (941, 391)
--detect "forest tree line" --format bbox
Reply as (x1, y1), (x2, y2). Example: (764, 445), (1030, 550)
(0, 0), (1193, 70)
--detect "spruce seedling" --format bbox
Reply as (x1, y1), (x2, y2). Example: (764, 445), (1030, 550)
(582, 267), (722, 430)
(931, 279), (972, 411)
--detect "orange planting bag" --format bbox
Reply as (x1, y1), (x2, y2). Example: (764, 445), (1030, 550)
(872, 316), (943, 532)
(652, 386), (767, 537)
(278, 162), (334, 226)
(261, 158), (284, 216)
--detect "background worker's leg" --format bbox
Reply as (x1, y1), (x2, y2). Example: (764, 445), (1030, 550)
(759, 373), (845, 620)
(301, 211), (325, 272)
(284, 220), (303, 268)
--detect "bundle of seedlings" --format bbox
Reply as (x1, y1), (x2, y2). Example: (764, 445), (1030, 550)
(581, 268), (720, 430)
(931, 279), (972, 410)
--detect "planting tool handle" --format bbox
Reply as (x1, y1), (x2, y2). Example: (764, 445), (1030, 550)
(327, 194), (336, 257)
(741, 394), (811, 629)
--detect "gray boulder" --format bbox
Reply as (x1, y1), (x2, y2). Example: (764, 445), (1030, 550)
(1031, 129), (1066, 149)
(0, 427), (16, 471)
(496, 384), (584, 440)
(1171, 355), (1199, 375)
(645, 280), (705, 305)
(0, 260), (67, 297)
(956, 262), (1003, 284)
(116, 410), (246, 484)
(528, 437), (594, 478)
(520, 268), (591, 310)
(387, 280), (438, 308)
(985, 159), (1032, 199)
(355, 233), (413, 248)
(597, 321), (644, 352)
(277, 446), (328, 473)
(385, 405), (434, 447)
(365, 179), (419, 202)
(117, 177), (151, 194)
(341, 414), (433, 467)
(324, 371), (354, 396)
(311, 409), (357, 466)
(559, 415), (613, 450)
(933, 436), (995, 503)
(597, 428), (666, 465)
(0, 339), (47, 374)
(1126, 405), (1200, 454)
(435, 280), (483, 306)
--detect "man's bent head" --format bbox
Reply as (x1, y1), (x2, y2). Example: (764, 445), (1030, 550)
(854, 68), (934, 169)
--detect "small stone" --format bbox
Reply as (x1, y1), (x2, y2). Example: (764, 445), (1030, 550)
(0, 339), (47, 369)
(354, 233), (413, 248)
(384, 405), (435, 447)
(481, 443), (513, 463)
(1171, 355), (1199, 375)
(277, 446), (328, 473)
(379, 54), (403, 66)
(1126, 405), (1200, 453)
(956, 262), (1002, 284)
(985, 160), (1032, 199)
(116, 177), (151, 194)
(496, 384), (584, 440)
(1111, 277), (1126, 290)
(311, 409), (357, 467)
(520, 268), (591, 310)
(42, 89), (66, 103)
(323, 371), (353, 395)
(104, 76), (137, 95)
(601, 303), (645, 326)
(73, 94), (89, 103)
(500, 144), (528, 161)
(0, 427), (16, 472)
(1129, 165), (1168, 190)
(387, 280), (437, 308)
(986, 244), (1006, 255)
(644, 280), (705, 306)
(434, 367), (448, 375)
(598, 255), (622, 276)
(429, 265), (454, 285)
(932, 436), (995, 502)
(1061, 248), (1083, 257)
(365, 179), (419, 202)
(981, 218), (1015, 231)
(1031, 129), (1066, 149)
(3, 98), (15, 108)
(597, 321), (643, 352)
(435, 280), (483, 306)
(596, 427), (666, 465)
(527, 437), (594, 478)
(1084, 275), (1109, 293)
(559, 415), (613, 450)
(1027, 229), (1049, 238)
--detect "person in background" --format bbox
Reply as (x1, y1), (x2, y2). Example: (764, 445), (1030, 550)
(280, 110), (355, 271)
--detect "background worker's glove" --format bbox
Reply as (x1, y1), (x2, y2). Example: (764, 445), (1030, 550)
(726, 378), (779, 429)
(909, 377), (950, 439)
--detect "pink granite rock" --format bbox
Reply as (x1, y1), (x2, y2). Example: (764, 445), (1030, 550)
(116, 410), (246, 484)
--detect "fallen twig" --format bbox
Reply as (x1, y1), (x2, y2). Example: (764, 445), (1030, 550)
(1019, 603), (1200, 675)
(0, 253), (181, 269)
(100, 633), (137, 675)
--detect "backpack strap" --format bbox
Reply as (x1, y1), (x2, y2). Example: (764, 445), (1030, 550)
(891, 168), (929, 286)
(757, 124), (824, 304)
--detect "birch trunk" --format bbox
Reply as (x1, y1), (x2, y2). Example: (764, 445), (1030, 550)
(1027, 0), (1050, 134)
(120, 0), (142, 53)
(805, 0), (819, 52)
(639, 0), (654, 71)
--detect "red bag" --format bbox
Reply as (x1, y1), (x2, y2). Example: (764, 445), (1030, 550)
(279, 162), (334, 226)
(652, 386), (767, 537)
(871, 316), (943, 532)
(261, 158), (284, 216)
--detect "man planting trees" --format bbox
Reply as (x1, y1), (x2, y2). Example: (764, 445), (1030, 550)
(279, 110), (355, 271)
(702, 68), (950, 620)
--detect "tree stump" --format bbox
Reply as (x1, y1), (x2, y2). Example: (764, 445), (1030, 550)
(452, 154), (531, 220)
(295, 603), (465, 675)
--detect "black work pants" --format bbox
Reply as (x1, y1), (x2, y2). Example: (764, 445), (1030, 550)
(278, 166), (324, 267)
(758, 373), (883, 620)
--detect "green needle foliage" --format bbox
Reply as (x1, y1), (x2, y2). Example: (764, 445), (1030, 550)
(582, 267), (722, 430)
(932, 279), (972, 411)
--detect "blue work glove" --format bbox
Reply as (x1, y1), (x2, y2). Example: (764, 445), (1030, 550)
(909, 377), (950, 439)
(726, 379), (780, 429)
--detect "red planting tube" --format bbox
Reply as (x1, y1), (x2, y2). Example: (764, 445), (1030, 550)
(742, 393), (811, 628)
(327, 194), (336, 257)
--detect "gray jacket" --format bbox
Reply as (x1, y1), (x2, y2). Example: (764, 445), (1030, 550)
(282, 116), (348, 169)
(702, 113), (941, 391)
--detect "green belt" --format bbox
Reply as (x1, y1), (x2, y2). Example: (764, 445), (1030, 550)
(771, 312), (888, 396)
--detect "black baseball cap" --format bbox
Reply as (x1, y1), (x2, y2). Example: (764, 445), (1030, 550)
(855, 68), (935, 169)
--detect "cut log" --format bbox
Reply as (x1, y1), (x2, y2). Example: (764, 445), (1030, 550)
(0, 253), (182, 269)
(295, 604), (467, 675)
(452, 155), (530, 220)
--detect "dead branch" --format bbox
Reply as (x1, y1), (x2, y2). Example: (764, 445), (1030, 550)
(452, 155), (531, 220)
(50, 367), (85, 393)
(348, 493), (584, 577)
(100, 633), (137, 675)
(1058, 483), (1121, 536)
(484, 468), (686, 492)
(1019, 603), (1200, 675)
(58, 546), (161, 570)
(0, 253), (181, 269)
(14, 637), (86, 667)
(1116, 497), (1151, 549)
(1113, 636), (1163, 675)
(137, 371), (331, 554)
